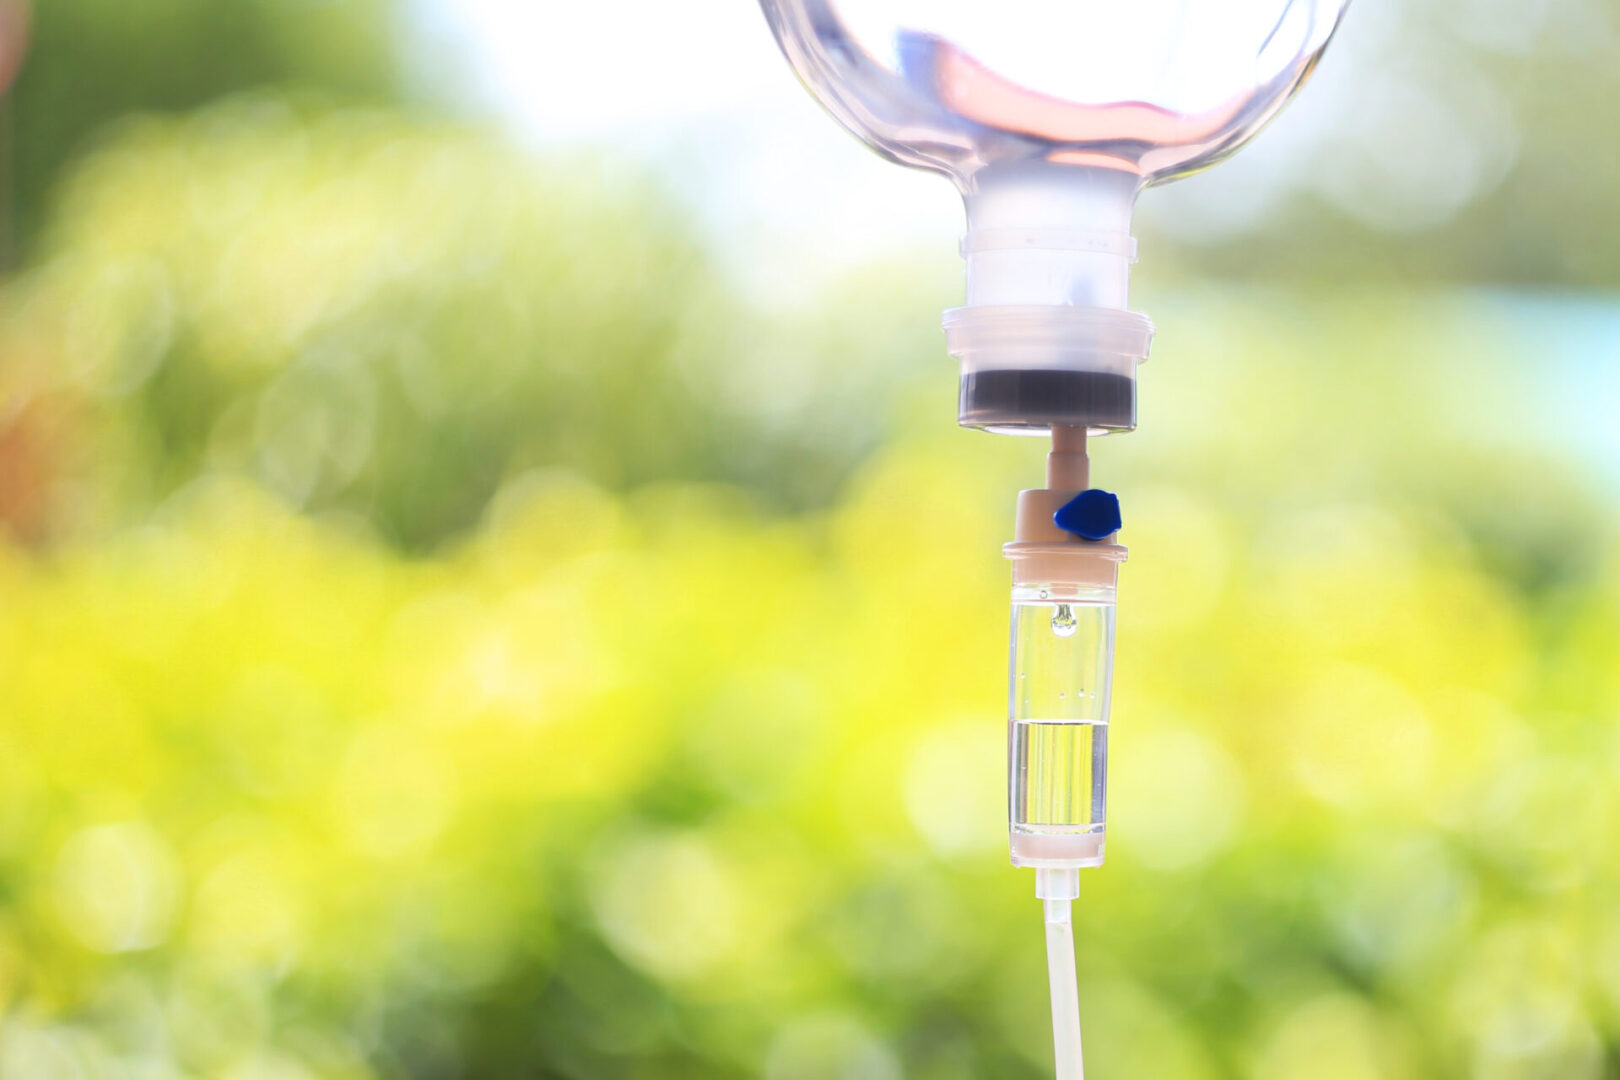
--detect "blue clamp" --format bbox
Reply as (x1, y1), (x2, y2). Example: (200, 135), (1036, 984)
(1054, 489), (1122, 541)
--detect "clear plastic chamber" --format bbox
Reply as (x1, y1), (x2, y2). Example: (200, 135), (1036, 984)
(1009, 583), (1117, 868)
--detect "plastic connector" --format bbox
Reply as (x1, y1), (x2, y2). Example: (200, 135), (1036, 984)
(1035, 867), (1081, 901)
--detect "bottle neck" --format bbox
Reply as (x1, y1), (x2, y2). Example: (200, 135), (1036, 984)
(960, 162), (1141, 310)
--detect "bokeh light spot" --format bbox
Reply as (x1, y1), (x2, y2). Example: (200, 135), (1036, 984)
(591, 830), (740, 983)
(765, 1014), (901, 1080)
(53, 822), (180, 954)
(903, 718), (1003, 856)
(334, 724), (454, 858)
(1254, 995), (1397, 1080)
(1114, 727), (1246, 871)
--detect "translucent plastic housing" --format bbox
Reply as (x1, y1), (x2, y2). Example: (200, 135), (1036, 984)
(757, 0), (1349, 190)
(758, 0), (1350, 435)
(1009, 584), (1116, 868)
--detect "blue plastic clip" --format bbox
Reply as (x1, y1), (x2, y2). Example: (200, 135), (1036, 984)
(1053, 489), (1122, 541)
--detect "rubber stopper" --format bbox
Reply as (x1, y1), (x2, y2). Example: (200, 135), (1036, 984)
(1053, 489), (1122, 541)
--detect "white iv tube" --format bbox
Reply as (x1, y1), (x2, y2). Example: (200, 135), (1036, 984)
(1037, 867), (1084, 1080)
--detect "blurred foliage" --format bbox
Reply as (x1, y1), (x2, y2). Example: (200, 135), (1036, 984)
(2, 2), (1620, 1078)
(1, 394), (1618, 1077)
(5, 0), (406, 258)
(0, 99), (928, 549)
(1141, 0), (1620, 289)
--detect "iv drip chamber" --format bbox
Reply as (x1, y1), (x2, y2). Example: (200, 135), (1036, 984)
(1009, 581), (1117, 868)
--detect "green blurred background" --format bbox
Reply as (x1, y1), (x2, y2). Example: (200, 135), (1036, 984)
(2, 1), (1619, 1077)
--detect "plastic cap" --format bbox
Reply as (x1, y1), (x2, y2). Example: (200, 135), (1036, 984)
(1053, 489), (1121, 541)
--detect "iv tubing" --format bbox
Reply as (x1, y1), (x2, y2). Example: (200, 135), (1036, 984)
(1036, 868), (1084, 1080)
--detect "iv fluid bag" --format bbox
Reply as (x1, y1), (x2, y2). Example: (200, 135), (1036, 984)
(759, 0), (1350, 435)
(759, 0), (1350, 190)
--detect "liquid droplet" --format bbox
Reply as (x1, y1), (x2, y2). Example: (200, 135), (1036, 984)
(1051, 604), (1077, 638)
